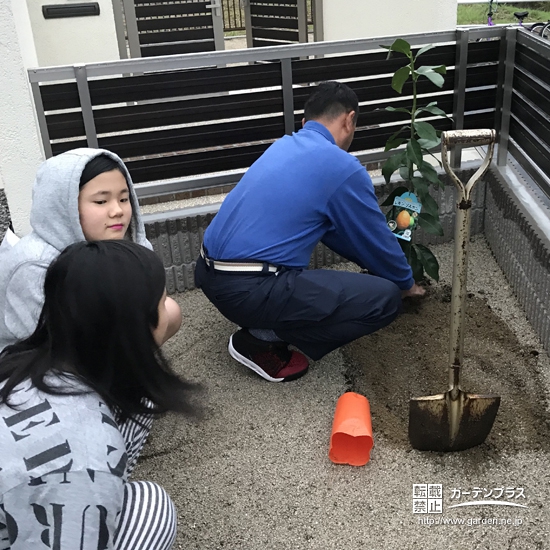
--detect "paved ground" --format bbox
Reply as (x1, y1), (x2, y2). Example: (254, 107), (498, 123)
(134, 236), (550, 550)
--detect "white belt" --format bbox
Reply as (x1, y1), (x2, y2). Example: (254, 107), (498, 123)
(200, 245), (279, 273)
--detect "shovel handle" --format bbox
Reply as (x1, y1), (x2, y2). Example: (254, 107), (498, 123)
(441, 129), (496, 391)
(441, 129), (495, 148)
(441, 129), (496, 201)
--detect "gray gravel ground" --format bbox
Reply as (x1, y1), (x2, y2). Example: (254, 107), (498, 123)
(134, 235), (550, 550)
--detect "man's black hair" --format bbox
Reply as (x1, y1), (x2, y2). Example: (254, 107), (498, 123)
(303, 81), (359, 123)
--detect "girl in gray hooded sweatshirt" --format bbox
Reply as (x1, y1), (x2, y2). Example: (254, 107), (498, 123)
(0, 148), (181, 353)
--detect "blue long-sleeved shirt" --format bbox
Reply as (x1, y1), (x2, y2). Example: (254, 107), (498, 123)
(203, 121), (414, 290)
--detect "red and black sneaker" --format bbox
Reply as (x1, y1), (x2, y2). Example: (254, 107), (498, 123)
(228, 328), (309, 382)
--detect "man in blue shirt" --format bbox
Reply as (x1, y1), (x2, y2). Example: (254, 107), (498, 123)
(195, 81), (425, 382)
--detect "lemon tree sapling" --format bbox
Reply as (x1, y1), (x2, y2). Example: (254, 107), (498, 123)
(380, 39), (452, 282)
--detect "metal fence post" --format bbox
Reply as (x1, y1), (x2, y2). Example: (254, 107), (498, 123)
(243, 0), (253, 49)
(111, 0), (128, 59)
(122, 0), (141, 58)
(75, 66), (99, 149)
(497, 27), (517, 167)
(208, 0), (226, 51)
(297, 0), (308, 43)
(312, 0), (323, 42)
(450, 28), (469, 169)
(281, 58), (295, 135)
(29, 81), (53, 158)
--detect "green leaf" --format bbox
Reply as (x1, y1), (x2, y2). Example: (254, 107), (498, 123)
(415, 44), (435, 58)
(384, 126), (408, 152)
(415, 65), (446, 75)
(416, 102), (449, 118)
(414, 244), (440, 281)
(407, 138), (423, 167)
(382, 151), (406, 184)
(399, 166), (410, 181)
(418, 192), (439, 218)
(409, 245), (424, 282)
(386, 106), (411, 114)
(419, 161), (441, 186)
(389, 38), (412, 57)
(380, 185), (409, 206)
(418, 212), (444, 236)
(413, 121), (438, 142)
(415, 69), (445, 88)
(411, 177), (429, 198)
(392, 66), (411, 94)
(385, 137), (406, 152)
(418, 138), (441, 151)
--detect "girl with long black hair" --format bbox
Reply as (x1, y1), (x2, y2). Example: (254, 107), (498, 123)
(0, 240), (198, 549)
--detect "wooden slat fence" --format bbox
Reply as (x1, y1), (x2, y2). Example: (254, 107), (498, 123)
(29, 27), (505, 197)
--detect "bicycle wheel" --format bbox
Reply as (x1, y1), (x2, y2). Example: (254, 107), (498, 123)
(541, 23), (550, 40)
(529, 22), (546, 36)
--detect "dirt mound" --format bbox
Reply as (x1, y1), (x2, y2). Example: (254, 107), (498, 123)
(343, 284), (550, 453)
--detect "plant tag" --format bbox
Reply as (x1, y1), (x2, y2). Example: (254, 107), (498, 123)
(387, 192), (422, 241)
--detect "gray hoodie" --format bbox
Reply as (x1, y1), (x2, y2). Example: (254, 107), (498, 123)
(0, 148), (151, 352)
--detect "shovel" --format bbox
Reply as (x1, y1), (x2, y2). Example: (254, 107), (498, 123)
(408, 129), (501, 452)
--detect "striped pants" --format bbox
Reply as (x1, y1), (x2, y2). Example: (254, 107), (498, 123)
(115, 409), (177, 549)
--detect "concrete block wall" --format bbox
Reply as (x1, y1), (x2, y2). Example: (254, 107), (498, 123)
(484, 169), (550, 353)
(144, 167), (486, 293)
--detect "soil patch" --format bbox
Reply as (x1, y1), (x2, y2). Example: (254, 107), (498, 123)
(343, 284), (550, 453)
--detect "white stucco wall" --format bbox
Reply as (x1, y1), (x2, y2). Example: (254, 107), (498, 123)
(321, 0), (457, 41)
(26, 0), (119, 66)
(11, 0), (39, 68)
(0, 0), (44, 234)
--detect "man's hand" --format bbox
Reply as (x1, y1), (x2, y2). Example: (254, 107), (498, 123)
(402, 282), (426, 299)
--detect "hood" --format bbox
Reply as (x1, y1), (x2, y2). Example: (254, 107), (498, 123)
(30, 148), (148, 252)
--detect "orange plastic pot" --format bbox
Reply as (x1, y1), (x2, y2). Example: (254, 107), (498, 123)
(329, 392), (373, 466)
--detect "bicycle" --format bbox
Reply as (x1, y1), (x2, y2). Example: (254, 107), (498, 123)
(541, 20), (550, 40)
(485, 0), (549, 35)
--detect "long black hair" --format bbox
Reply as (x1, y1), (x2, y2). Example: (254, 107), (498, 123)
(0, 240), (198, 422)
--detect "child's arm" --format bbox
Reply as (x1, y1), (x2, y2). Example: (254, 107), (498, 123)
(4, 262), (48, 341)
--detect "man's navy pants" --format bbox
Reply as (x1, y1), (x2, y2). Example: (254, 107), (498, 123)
(195, 255), (402, 361)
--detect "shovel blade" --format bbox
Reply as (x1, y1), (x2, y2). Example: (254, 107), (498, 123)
(409, 390), (500, 452)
